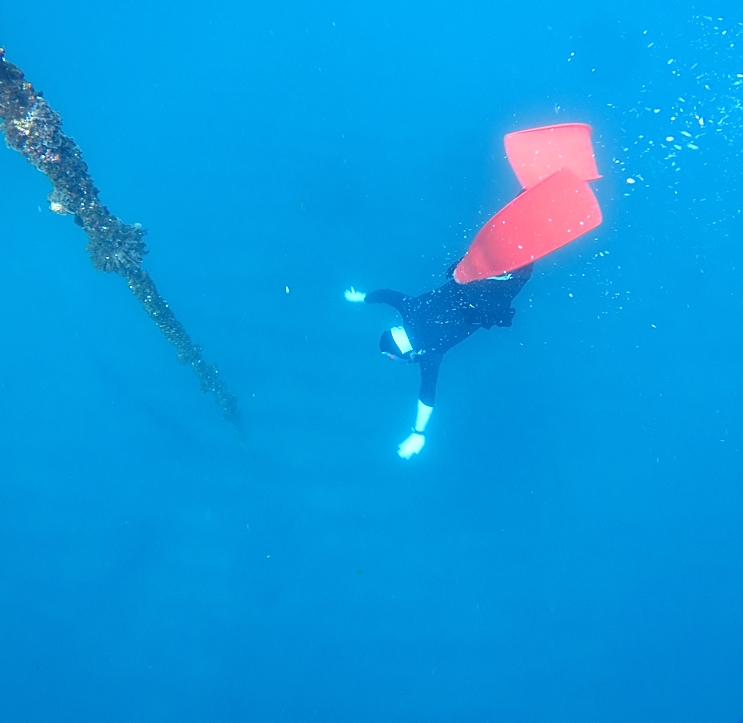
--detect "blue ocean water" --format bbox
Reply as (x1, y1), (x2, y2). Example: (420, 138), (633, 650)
(2, 1), (743, 720)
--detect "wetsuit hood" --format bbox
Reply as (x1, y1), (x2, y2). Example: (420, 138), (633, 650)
(380, 326), (414, 362)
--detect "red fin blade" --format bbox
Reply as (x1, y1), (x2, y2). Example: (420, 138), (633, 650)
(454, 169), (602, 284)
(505, 123), (601, 189)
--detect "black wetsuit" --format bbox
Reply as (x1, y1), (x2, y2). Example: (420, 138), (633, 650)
(366, 263), (532, 406)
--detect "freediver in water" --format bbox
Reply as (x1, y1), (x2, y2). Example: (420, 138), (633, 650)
(344, 262), (533, 458)
(342, 122), (603, 459)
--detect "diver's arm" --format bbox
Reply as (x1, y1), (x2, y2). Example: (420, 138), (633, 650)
(345, 287), (409, 311)
(397, 353), (441, 459)
(364, 289), (408, 312)
(397, 400), (433, 459)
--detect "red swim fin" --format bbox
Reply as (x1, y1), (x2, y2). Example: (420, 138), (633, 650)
(505, 123), (601, 189)
(453, 168), (602, 283)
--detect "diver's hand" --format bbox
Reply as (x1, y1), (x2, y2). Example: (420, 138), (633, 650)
(397, 431), (425, 459)
(344, 287), (366, 303)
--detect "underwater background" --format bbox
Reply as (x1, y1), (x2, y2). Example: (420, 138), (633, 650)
(2, 0), (743, 720)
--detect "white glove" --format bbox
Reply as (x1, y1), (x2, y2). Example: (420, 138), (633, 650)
(344, 287), (366, 302)
(397, 432), (425, 459)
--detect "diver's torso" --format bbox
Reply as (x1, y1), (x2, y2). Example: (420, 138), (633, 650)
(402, 266), (533, 354)
(402, 281), (477, 354)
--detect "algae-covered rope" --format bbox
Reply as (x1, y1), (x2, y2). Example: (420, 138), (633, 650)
(0, 48), (240, 428)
